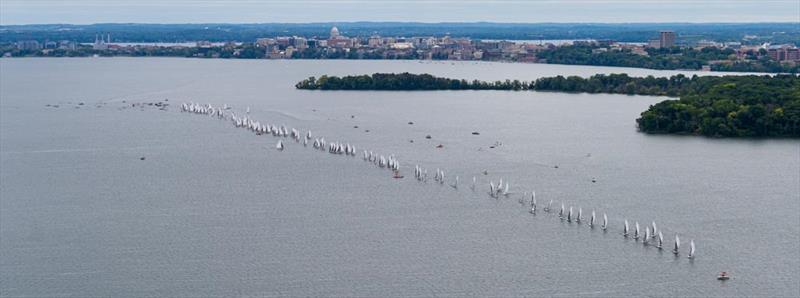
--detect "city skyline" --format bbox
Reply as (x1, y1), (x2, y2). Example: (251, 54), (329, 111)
(1, 0), (798, 25)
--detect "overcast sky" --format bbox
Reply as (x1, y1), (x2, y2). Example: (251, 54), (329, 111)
(1, 0), (798, 25)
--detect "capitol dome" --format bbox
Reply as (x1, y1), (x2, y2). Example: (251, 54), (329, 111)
(330, 26), (340, 38)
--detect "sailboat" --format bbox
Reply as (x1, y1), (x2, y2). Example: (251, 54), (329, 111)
(634, 222), (641, 240)
(688, 240), (696, 259)
(589, 210), (596, 228)
(559, 204), (565, 219)
(567, 207), (573, 222)
(577, 207), (583, 223)
(602, 213), (608, 230)
(451, 176), (459, 189)
(545, 200), (552, 212)
(471, 176), (476, 191)
(529, 191), (537, 214)
(643, 227), (651, 245)
(276, 140), (284, 151)
(623, 220), (630, 237)
(657, 231), (664, 249)
(489, 182), (496, 197)
(673, 234), (681, 255)
(651, 222), (658, 238)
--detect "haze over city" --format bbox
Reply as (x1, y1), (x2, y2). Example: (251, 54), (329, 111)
(1, 0), (798, 24)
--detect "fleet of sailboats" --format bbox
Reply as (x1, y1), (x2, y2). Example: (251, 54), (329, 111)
(180, 101), (699, 261)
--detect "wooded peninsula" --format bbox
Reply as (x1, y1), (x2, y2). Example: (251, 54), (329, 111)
(295, 73), (800, 138)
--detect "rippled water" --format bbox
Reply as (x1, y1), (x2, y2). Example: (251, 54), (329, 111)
(1, 58), (798, 297)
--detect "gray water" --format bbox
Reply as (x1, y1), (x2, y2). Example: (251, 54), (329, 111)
(1, 58), (798, 297)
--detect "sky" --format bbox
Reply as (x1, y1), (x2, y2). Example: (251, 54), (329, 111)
(1, 0), (798, 25)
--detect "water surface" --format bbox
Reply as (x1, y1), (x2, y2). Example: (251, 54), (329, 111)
(1, 58), (798, 297)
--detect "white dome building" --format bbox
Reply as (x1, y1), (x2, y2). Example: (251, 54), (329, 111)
(330, 26), (340, 38)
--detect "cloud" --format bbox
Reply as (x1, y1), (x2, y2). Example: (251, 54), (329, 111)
(1, 0), (797, 24)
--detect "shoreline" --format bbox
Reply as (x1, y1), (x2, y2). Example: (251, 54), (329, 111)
(0, 56), (774, 76)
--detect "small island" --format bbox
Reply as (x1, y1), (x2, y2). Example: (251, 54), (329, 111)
(296, 73), (800, 138)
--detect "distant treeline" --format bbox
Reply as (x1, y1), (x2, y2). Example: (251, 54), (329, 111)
(295, 73), (532, 90)
(296, 73), (800, 138)
(537, 45), (800, 73)
(2, 22), (798, 45)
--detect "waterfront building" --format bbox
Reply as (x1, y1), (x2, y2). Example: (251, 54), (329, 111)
(93, 34), (109, 50)
(660, 31), (676, 48)
(368, 36), (383, 48)
(768, 45), (800, 61)
(16, 40), (41, 50)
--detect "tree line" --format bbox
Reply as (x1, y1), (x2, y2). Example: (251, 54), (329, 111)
(295, 72), (800, 138)
(535, 45), (800, 73)
(295, 73), (531, 91)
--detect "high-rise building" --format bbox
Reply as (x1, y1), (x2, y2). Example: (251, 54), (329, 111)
(16, 40), (41, 50)
(659, 31), (676, 48)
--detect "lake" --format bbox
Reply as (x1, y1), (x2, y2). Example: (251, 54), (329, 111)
(1, 58), (798, 297)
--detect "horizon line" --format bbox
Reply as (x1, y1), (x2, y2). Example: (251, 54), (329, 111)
(3, 21), (799, 27)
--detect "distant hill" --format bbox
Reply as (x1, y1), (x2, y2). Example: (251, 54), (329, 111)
(1, 22), (798, 45)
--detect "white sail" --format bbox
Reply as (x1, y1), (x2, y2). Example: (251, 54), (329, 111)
(577, 207), (583, 223)
(471, 176), (476, 190)
(568, 207), (573, 222)
(688, 240), (695, 259)
(644, 227), (651, 244)
(602, 213), (608, 230)
(589, 210), (596, 227)
(657, 231), (664, 248)
(276, 140), (284, 151)
(634, 222), (640, 239)
(623, 220), (629, 236)
(673, 234), (681, 254)
(559, 204), (565, 218)
(529, 192), (537, 213)
(546, 200), (553, 212)
(651, 222), (658, 238)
